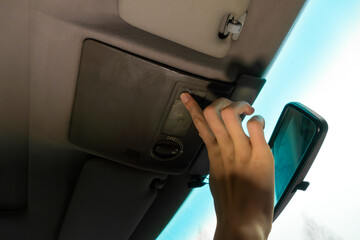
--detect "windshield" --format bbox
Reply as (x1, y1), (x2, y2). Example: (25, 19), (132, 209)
(157, 1), (360, 239)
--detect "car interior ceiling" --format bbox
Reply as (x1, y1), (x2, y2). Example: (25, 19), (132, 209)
(0, 0), (305, 239)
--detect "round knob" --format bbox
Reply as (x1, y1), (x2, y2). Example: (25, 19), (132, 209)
(153, 140), (181, 159)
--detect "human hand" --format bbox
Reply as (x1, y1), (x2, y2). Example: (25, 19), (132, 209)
(180, 93), (274, 240)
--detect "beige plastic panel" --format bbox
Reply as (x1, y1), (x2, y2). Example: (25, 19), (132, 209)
(118, 0), (251, 58)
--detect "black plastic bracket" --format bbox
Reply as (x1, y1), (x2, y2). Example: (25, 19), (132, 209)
(187, 175), (207, 188)
(293, 181), (310, 193)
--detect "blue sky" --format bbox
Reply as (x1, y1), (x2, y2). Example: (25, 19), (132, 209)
(158, 1), (360, 239)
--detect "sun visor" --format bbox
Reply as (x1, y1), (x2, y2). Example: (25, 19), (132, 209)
(118, 0), (251, 58)
(58, 158), (166, 240)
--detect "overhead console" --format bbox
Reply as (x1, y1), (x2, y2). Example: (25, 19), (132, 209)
(69, 39), (264, 174)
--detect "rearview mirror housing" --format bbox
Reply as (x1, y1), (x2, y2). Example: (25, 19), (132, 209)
(269, 102), (328, 221)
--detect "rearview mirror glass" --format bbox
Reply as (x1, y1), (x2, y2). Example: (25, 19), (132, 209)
(269, 102), (328, 221)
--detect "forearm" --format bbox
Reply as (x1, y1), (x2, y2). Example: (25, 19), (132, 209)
(212, 184), (274, 240)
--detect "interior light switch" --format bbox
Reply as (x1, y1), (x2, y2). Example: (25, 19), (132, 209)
(185, 89), (206, 106)
(162, 98), (192, 137)
(162, 89), (206, 137)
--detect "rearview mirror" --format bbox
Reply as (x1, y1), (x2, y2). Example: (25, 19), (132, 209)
(269, 102), (328, 221)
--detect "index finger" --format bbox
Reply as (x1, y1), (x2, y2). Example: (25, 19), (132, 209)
(180, 92), (216, 147)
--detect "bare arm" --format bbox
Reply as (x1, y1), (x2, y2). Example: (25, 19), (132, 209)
(180, 93), (274, 240)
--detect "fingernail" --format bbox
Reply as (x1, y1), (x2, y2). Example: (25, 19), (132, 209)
(254, 115), (265, 129)
(180, 92), (189, 104)
(249, 105), (255, 113)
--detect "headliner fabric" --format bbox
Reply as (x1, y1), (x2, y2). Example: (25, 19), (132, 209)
(0, 0), (30, 210)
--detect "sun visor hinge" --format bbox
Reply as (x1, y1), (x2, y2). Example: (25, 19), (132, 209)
(219, 12), (248, 41)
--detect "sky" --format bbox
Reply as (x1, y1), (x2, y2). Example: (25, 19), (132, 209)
(157, 1), (360, 239)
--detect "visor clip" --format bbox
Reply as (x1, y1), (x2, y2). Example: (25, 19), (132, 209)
(218, 12), (247, 41)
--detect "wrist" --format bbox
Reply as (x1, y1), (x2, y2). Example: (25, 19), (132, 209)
(214, 222), (270, 240)
(214, 214), (272, 240)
